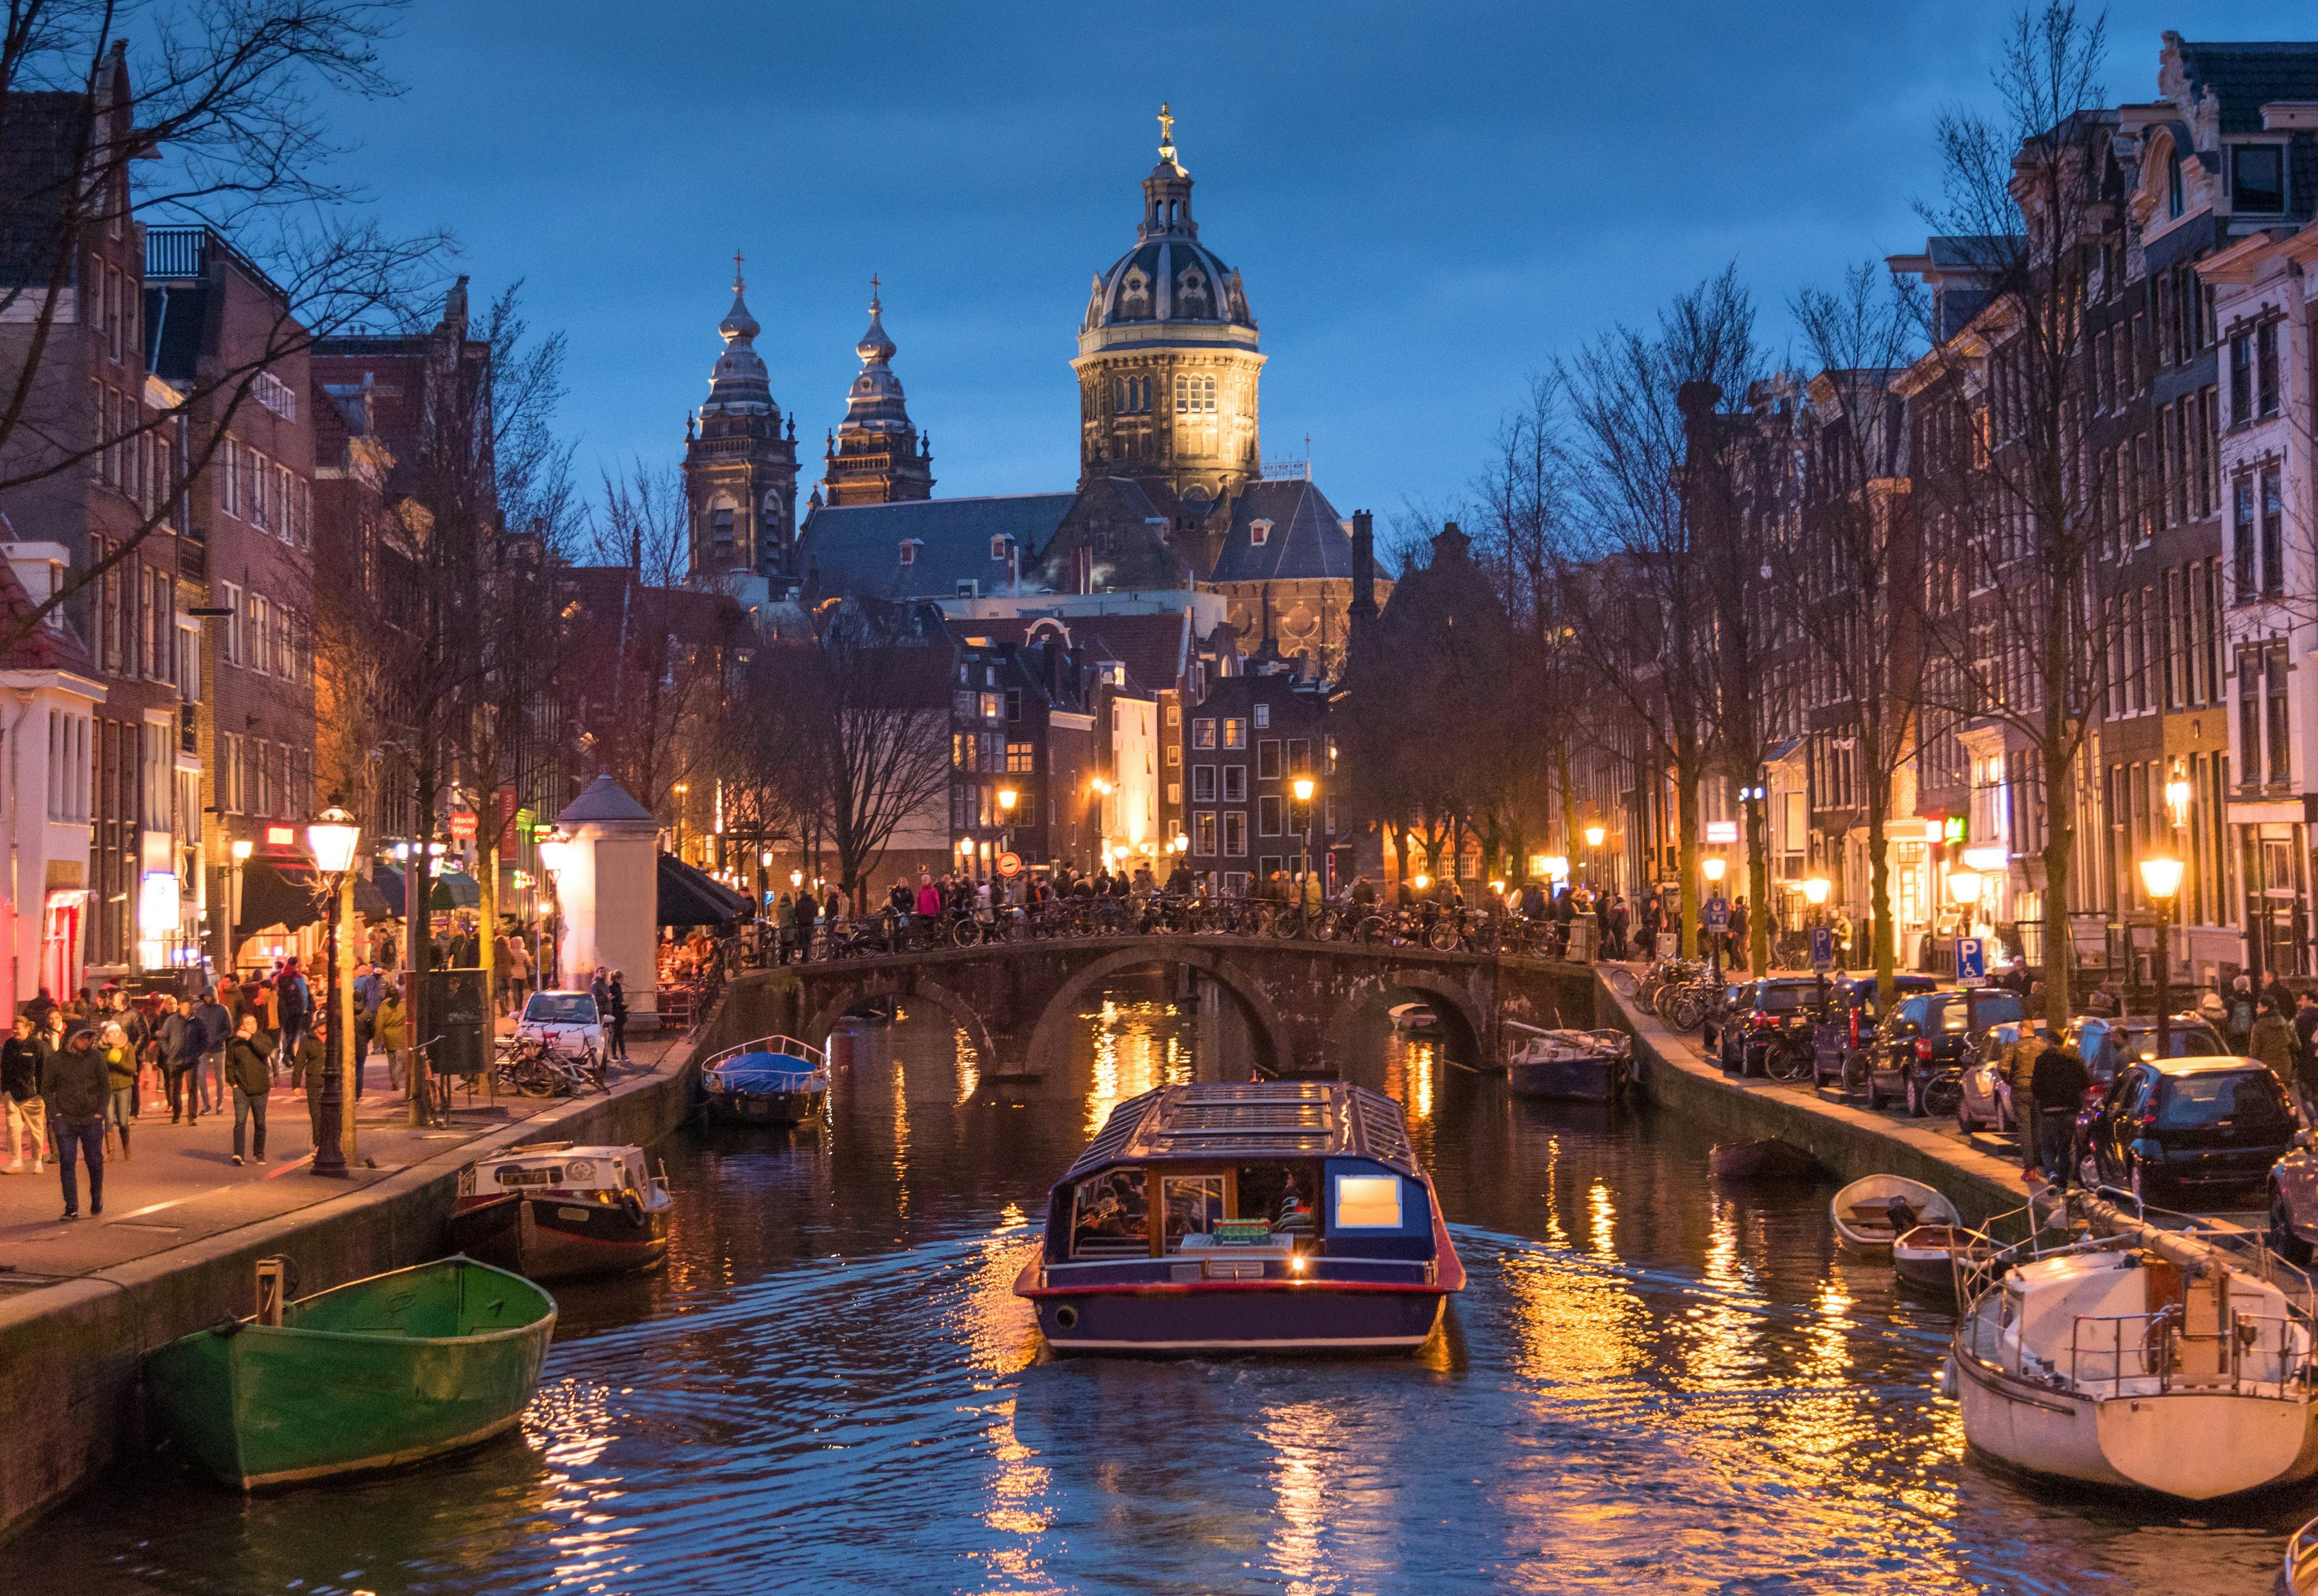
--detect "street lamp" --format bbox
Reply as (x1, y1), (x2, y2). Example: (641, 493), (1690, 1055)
(1802, 875), (1831, 907)
(2165, 774), (2192, 831)
(2141, 855), (2185, 1059)
(790, 869), (804, 890)
(1291, 775), (1317, 884)
(1701, 855), (1727, 984)
(1947, 868), (1983, 908)
(535, 827), (570, 989)
(305, 801), (362, 1179)
(997, 786), (1018, 875)
(1584, 824), (1606, 849)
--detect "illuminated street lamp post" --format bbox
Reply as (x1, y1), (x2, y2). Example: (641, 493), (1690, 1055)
(1702, 855), (1727, 986)
(997, 787), (1017, 876)
(2141, 856), (2185, 1059)
(1292, 775), (1317, 886)
(535, 827), (570, 989)
(305, 801), (362, 1179)
(1583, 823), (1606, 890)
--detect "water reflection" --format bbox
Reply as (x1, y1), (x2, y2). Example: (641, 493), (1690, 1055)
(0, 979), (2299, 1595)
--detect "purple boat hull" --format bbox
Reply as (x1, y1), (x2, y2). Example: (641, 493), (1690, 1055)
(1029, 1284), (1446, 1353)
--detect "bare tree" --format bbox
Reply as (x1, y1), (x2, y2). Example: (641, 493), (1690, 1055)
(1905, 1), (2114, 1023)
(0, 0), (440, 647)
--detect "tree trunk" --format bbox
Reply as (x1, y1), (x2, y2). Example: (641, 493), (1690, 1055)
(1746, 790), (1770, 971)
(1674, 742), (1702, 959)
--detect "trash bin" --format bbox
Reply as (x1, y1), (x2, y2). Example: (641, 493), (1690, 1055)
(422, 967), (491, 1080)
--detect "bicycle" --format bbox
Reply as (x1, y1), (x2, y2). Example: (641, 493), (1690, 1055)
(411, 1036), (454, 1128)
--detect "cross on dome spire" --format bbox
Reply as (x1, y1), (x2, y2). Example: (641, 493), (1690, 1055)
(1157, 103), (1175, 164)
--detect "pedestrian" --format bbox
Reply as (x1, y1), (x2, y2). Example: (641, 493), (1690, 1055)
(374, 983), (408, 1091)
(2, 1015), (48, 1174)
(225, 1013), (274, 1166)
(196, 986), (232, 1114)
(276, 955), (311, 1076)
(2252, 999), (2298, 1087)
(2028, 1026), (2091, 1193)
(161, 995), (204, 1124)
(2226, 974), (2256, 1053)
(23, 985), (55, 1031)
(590, 966), (609, 1013)
(99, 1021), (135, 1161)
(2005, 1026), (2052, 1179)
(296, 1014), (331, 1153)
(607, 970), (629, 1062)
(45, 1027), (108, 1218)
(1728, 898), (1750, 972)
(504, 933), (533, 1014)
(915, 874), (942, 920)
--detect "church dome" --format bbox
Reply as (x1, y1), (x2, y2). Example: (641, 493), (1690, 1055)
(703, 255), (776, 418)
(1080, 109), (1256, 339)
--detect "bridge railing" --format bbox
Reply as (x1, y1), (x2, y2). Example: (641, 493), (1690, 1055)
(713, 896), (1599, 971)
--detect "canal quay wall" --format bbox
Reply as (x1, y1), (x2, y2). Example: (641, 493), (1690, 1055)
(1590, 978), (2027, 1223)
(0, 1002), (757, 1546)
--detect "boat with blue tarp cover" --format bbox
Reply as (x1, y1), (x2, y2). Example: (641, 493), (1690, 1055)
(1013, 1080), (1464, 1353)
(701, 1034), (828, 1126)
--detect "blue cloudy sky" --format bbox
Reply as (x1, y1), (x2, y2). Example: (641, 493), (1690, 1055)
(321, 0), (2308, 526)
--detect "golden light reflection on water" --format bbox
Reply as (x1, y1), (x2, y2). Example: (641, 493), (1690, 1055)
(1079, 997), (1194, 1138)
(1501, 1240), (1648, 1384)
(946, 1208), (1044, 1376)
(954, 1024), (981, 1104)
(1382, 1036), (1436, 1123)
(890, 1020), (912, 1223)
(975, 1396), (1059, 1591)
(1256, 1401), (1347, 1596)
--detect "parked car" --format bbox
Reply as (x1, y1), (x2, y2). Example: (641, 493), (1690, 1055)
(1961, 1020), (2027, 1134)
(1867, 987), (2027, 1115)
(1710, 978), (1825, 1079)
(2267, 1132), (2318, 1264)
(2080, 1056), (2296, 1206)
(1810, 974), (1942, 1091)
(517, 989), (608, 1067)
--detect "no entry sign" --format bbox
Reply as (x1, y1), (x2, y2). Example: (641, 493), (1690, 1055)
(996, 851), (1022, 878)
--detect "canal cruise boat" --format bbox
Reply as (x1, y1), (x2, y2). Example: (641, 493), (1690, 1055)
(700, 1034), (829, 1127)
(447, 1142), (673, 1283)
(1014, 1081), (1465, 1354)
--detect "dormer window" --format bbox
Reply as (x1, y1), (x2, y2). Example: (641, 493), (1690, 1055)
(1176, 266), (1211, 316)
(899, 538), (921, 566)
(2235, 145), (2286, 214)
(1120, 268), (1150, 316)
(1249, 519), (1273, 547)
(990, 535), (1012, 561)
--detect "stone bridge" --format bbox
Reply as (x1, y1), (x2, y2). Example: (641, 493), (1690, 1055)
(714, 936), (1599, 1077)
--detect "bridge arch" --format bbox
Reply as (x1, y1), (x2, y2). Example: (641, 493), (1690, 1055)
(802, 969), (1000, 1068)
(1322, 961), (1490, 1070)
(1023, 943), (1297, 1077)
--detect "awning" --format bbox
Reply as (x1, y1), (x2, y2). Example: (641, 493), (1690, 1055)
(659, 852), (751, 926)
(431, 870), (480, 911)
(352, 873), (393, 920)
(373, 863), (408, 919)
(236, 860), (322, 939)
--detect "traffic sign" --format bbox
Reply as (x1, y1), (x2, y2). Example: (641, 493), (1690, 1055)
(1809, 926), (1835, 972)
(1954, 936), (1988, 987)
(996, 851), (1022, 878)
(1704, 896), (1730, 934)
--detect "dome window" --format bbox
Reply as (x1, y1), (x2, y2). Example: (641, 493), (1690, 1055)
(1120, 268), (1151, 316)
(1177, 266), (1211, 316)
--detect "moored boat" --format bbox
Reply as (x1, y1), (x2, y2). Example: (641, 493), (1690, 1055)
(447, 1142), (673, 1282)
(1505, 1023), (1631, 1101)
(1948, 1232), (2318, 1501)
(1709, 1138), (1818, 1179)
(2280, 1514), (2318, 1594)
(1013, 1080), (1464, 1354)
(1891, 1223), (1994, 1292)
(1387, 1002), (1438, 1032)
(1830, 1174), (1959, 1256)
(701, 1034), (829, 1126)
(146, 1256), (556, 1491)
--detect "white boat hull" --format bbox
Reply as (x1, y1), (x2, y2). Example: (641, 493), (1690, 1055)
(1953, 1351), (2318, 1500)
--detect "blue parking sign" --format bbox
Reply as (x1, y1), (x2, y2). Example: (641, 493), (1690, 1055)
(1704, 897), (1730, 933)
(1809, 926), (1834, 972)
(1954, 936), (1987, 987)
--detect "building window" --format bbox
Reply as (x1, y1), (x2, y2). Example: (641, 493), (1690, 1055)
(2234, 478), (2256, 602)
(1222, 766), (1247, 803)
(2241, 649), (2264, 788)
(2263, 468), (2285, 597)
(2232, 334), (2252, 423)
(990, 535), (1011, 562)
(1173, 373), (1216, 414)
(1193, 812), (1216, 854)
(1258, 795), (1282, 836)
(1006, 688), (1021, 721)
(2168, 147), (2185, 218)
(1250, 519), (1272, 547)
(1286, 737), (1310, 774)
(898, 539), (919, 566)
(979, 692), (1001, 721)
(1192, 765), (1216, 803)
(1222, 811), (1246, 856)
(1165, 743), (1180, 767)
(2236, 145), (2286, 213)
(2268, 646), (2292, 785)
(1192, 718), (1215, 750)
(1223, 718), (1245, 748)
(1257, 739), (1281, 780)
(1166, 782), (1181, 806)
(1006, 741), (1034, 773)
(1252, 703), (1270, 730)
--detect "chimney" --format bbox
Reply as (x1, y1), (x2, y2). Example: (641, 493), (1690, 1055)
(1349, 509), (1378, 624)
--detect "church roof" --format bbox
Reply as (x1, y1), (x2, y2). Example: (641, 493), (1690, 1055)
(1080, 108), (1256, 346)
(839, 276), (914, 438)
(703, 256), (778, 419)
(800, 493), (1077, 601)
(1208, 478), (1375, 584)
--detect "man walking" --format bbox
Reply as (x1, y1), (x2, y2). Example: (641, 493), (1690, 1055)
(2, 1015), (48, 1174)
(196, 987), (232, 1114)
(275, 955), (311, 1077)
(45, 1027), (108, 1219)
(225, 1013), (274, 1167)
(161, 995), (204, 1124)
(295, 1014), (331, 1155)
(2028, 1026), (2091, 1194)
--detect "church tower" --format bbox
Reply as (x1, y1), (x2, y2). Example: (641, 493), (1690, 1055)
(683, 255), (799, 582)
(820, 278), (935, 506)
(1072, 105), (1264, 516)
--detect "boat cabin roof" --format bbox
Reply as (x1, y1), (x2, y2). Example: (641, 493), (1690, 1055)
(487, 1142), (643, 1170)
(1063, 1081), (1417, 1180)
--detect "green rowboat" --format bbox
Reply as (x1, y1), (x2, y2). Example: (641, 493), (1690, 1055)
(146, 1255), (557, 1490)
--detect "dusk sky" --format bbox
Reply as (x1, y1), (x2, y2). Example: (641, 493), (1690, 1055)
(324, 1), (2306, 534)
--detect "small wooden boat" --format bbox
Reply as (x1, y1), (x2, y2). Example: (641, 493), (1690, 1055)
(700, 1034), (829, 1126)
(1505, 1023), (1631, 1101)
(1015, 1080), (1465, 1354)
(1830, 1174), (1959, 1256)
(1891, 1223), (1994, 1291)
(1387, 1002), (1438, 1032)
(1950, 1230), (2318, 1500)
(1709, 1138), (1818, 1179)
(447, 1142), (672, 1282)
(146, 1256), (555, 1491)
(2279, 1512), (2318, 1594)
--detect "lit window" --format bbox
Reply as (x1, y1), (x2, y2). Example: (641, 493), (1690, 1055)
(899, 539), (920, 566)
(1223, 718), (1245, 748)
(990, 535), (1010, 561)
(1250, 519), (1272, 547)
(1334, 1175), (1403, 1229)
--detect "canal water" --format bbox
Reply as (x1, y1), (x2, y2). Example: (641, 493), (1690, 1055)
(4, 975), (2301, 1594)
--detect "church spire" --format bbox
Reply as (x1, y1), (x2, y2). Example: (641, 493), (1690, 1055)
(820, 274), (933, 506)
(684, 250), (798, 586)
(703, 248), (774, 417)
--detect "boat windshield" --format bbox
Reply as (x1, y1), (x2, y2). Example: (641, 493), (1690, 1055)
(1163, 1176), (1224, 1250)
(1071, 1170), (1148, 1257)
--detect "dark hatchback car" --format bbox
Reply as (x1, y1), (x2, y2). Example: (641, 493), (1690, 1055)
(1709, 978), (1826, 1079)
(2081, 1057), (2296, 1206)
(1867, 987), (2026, 1115)
(1810, 974), (1943, 1091)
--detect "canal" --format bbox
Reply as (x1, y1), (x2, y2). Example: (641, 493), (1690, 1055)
(2, 975), (2298, 1594)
